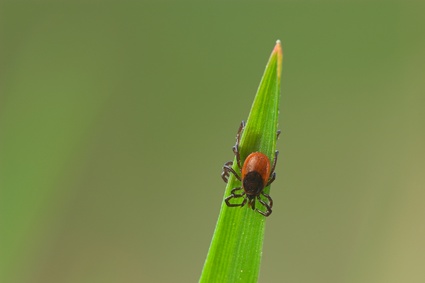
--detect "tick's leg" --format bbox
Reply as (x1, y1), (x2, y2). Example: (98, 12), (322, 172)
(261, 191), (273, 208)
(266, 172), (276, 187)
(232, 121), (245, 169)
(256, 193), (273, 217)
(232, 145), (241, 170)
(266, 150), (278, 186)
(230, 187), (243, 195)
(221, 161), (234, 183)
(256, 205), (272, 217)
(221, 161), (232, 183)
(236, 121), (245, 145)
(225, 197), (245, 207)
(222, 161), (241, 183)
(263, 129), (280, 187)
(270, 150), (279, 175)
(225, 187), (247, 207)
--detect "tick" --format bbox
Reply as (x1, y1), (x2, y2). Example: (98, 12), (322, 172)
(221, 121), (280, 217)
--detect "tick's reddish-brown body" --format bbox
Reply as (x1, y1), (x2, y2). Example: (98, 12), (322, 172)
(221, 121), (279, 217)
(242, 152), (271, 197)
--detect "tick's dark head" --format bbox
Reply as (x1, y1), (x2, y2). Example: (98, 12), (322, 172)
(247, 195), (256, 210)
(243, 171), (265, 196)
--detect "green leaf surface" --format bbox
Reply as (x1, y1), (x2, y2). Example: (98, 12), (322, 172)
(200, 41), (283, 283)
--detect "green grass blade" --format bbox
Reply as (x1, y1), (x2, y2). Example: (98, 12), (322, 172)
(200, 40), (283, 283)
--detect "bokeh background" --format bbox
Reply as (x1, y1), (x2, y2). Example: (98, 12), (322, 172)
(1, 1), (424, 282)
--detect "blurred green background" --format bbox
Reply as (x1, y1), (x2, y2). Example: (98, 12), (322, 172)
(1, 1), (424, 283)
